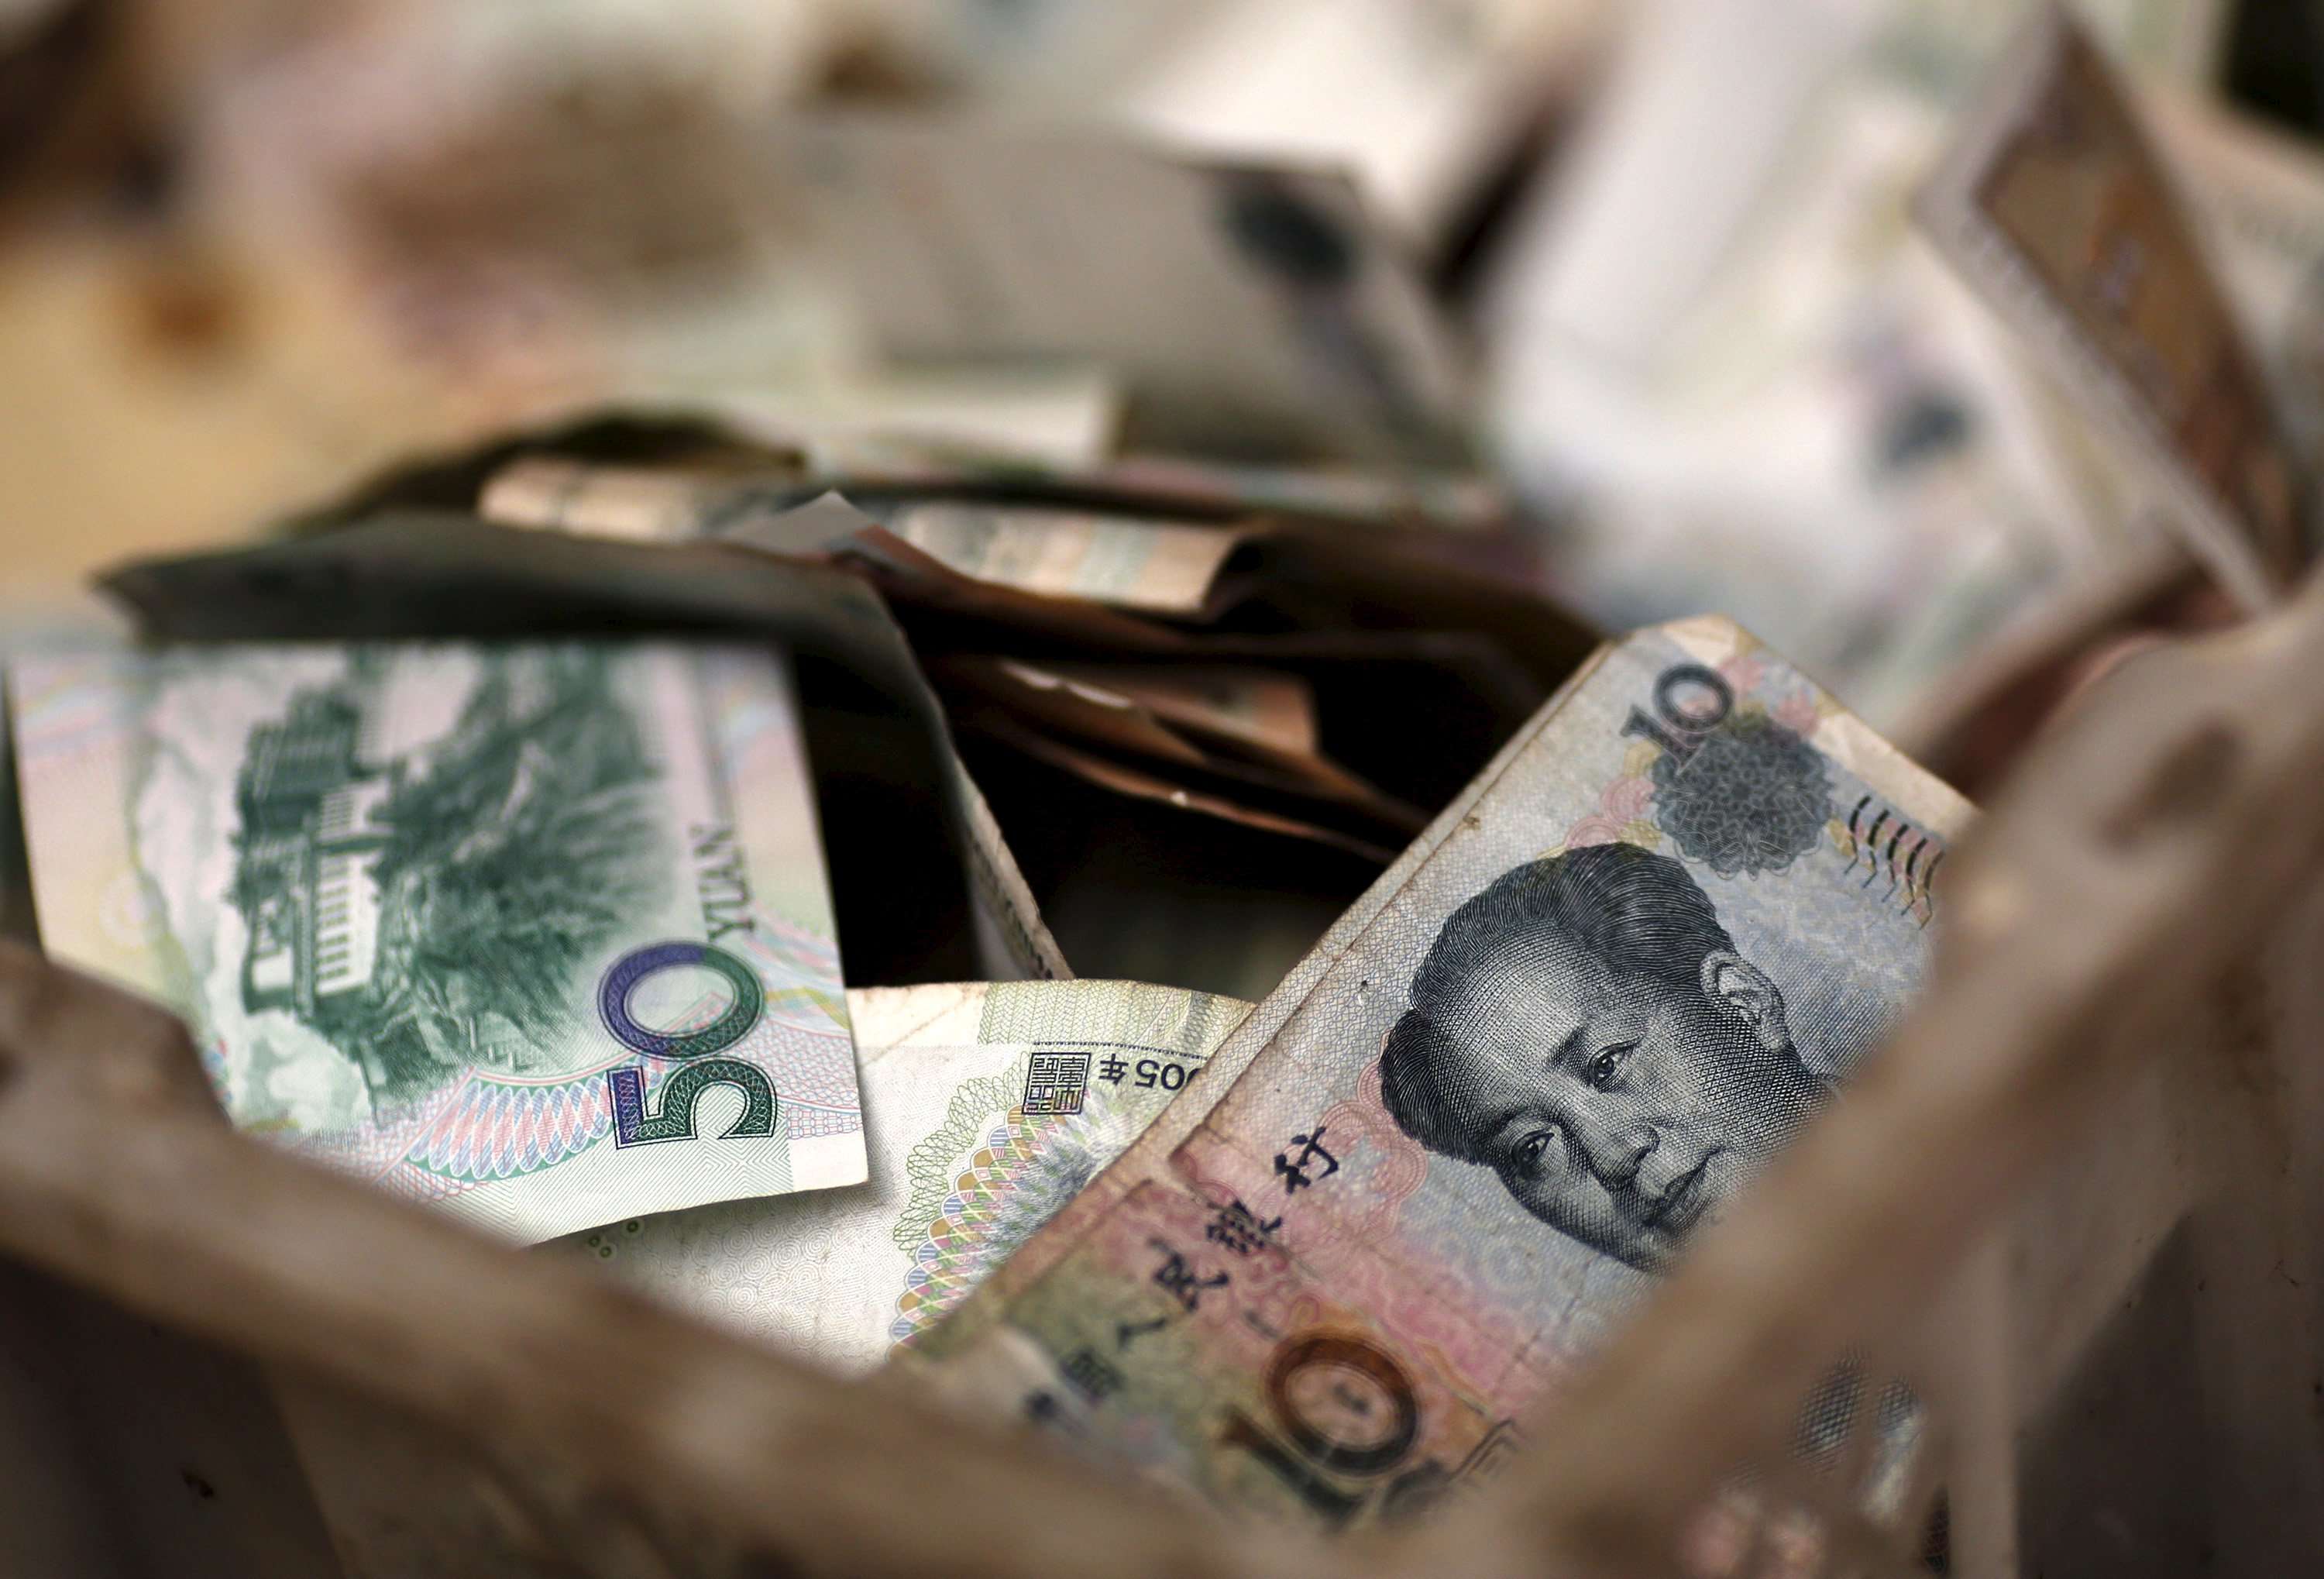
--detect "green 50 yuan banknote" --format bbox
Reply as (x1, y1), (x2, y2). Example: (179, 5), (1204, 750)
(9, 643), (865, 1243)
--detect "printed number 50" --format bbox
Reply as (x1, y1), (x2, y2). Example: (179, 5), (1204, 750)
(606, 1061), (776, 1147)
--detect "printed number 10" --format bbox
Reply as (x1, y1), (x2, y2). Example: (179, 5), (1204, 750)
(1620, 662), (1734, 764)
(1219, 1332), (1447, 1528)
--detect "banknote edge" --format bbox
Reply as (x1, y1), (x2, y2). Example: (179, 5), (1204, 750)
(1910, 0), (2295, 607)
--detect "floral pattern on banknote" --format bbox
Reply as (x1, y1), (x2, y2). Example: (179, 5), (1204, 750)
(891, 1054), (1124, 1348)
(1559, 648), (1838, 876)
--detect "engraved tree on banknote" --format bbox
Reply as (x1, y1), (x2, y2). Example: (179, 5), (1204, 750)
(227, 649), (671, 1108)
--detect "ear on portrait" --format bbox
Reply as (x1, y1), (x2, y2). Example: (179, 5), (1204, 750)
(1698, 950), (1792, 1054)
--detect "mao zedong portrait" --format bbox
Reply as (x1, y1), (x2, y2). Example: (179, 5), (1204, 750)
(1380, 842), (1825, 1271)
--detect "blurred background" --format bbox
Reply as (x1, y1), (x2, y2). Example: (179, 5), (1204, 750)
(4, 0), (2321, 739)
(6, 11), (2321, 1574)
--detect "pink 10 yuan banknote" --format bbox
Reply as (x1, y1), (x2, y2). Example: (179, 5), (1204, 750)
(921, 616), (1969, 1530)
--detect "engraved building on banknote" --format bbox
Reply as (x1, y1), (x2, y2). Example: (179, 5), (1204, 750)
(220, 648), (679, 1108)
(230, 685), (397, 1049)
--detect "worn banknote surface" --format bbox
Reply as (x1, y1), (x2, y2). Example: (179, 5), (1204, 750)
(881, 502), (1250, 617)
(482, 456), (1254, 616)
(555, 979), (1249, 1372)
(2151, 88), (2324, 476)
(921, 617), (1969, 1529)
(1917, 5), (2307, 605)
(10, 643), (865, 1243)
(768, 122), (1475, 467)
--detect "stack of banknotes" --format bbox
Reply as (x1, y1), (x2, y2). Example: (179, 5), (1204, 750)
(0, 4), (2315, 1562)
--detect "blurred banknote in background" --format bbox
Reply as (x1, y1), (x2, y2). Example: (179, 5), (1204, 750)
(559, 979), (1250, 1372)
(9, 643), (865, 1243)
(1479, 0), (2240, 731)
(1918, 2), (2308, 604)
(763, 120), (1478, 466)
(1105, 0), (1614, 251)
(481, 455), (1263, 615)
(2153, 85), (2324, 480)
(920, 616), (1968, 1527)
